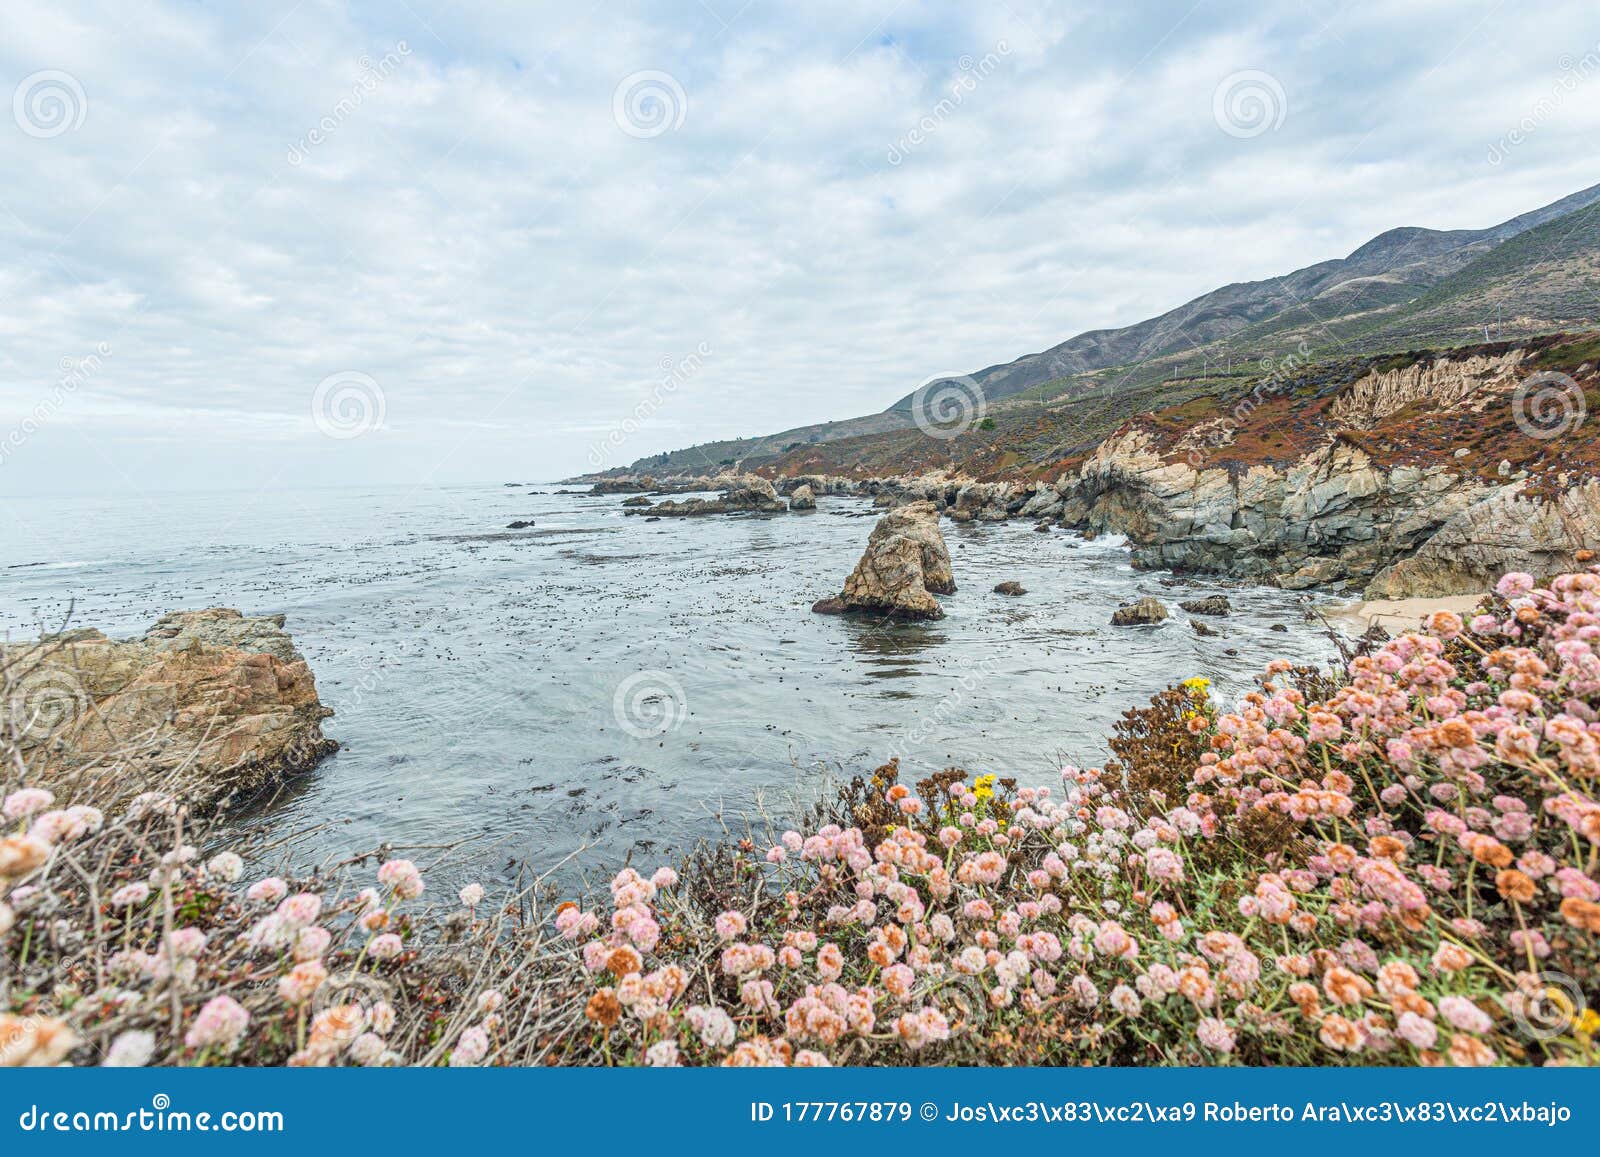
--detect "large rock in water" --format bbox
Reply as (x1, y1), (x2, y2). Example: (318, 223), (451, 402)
(788, 484), (816, 511)
(1111, 597), (1169, 626)
(818, 501), (955, 620)
(631, 475), (785, 516)
(2, 609), (335, 813)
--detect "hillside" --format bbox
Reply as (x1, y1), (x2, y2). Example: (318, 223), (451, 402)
(619, 180), (1600, 477)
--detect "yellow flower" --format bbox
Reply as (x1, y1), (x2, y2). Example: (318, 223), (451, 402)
(1181, 677), (1211, 697)
(1578, 1008), (1600, 1037)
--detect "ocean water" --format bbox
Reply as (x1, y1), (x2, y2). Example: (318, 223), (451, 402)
(2, 483), (1339, 888)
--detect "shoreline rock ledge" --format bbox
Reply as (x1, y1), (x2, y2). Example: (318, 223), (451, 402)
(2, 608), (336, 814)
(812, 501), (956, 620)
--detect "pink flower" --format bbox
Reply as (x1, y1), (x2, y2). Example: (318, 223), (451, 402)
(278, 960), (328, 1004)
(246, 877), (288, 904)
(1197, 1017), (1235, 1053)
(459, 883), (485, 908)
(111, 882), (150, 907)
(377, 859), (424, 900)
(1496, 572), (1535, 598)
(714, 910), (747, 942)
(294, 926), (332, 962)
(1396, 1011), (1437, 1049)
(276, 892), (322, 928)
(449, 1025), (490, 1067)
(368, 933), (403, 960)
(2, 788), (54, 820)
(1438, 995), (1492, 1033)
(184, 995), (249, 1051)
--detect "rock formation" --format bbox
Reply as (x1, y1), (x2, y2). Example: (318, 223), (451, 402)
(1111, 597), (1169, 626)
(993, 581), (1026, 596)
(632, 475), (786, 517)
(3, 609), (335, 813)
(1179, 595), (1231, 616)
(788, 484), (816, 511)
(814, 502), (956, 620)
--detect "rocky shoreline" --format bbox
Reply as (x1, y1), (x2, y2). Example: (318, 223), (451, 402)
(576, 342), (1600, 600)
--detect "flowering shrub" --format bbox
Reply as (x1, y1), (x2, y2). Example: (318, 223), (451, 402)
(3, 567), (1599, 1066)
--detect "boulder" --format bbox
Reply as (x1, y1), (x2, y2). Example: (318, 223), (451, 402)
(3, 609), (335, 813)
(1111, 597), (1169, 626)
(993, 581), (1027, 596)
(816, 502), (956, 620)
(1190, 619), (1219, 637)
(621, 496), (652, 508)
(1179, 595), (1231, 616)
(789, 484), (816, 511)
(507, 520), (536, 529)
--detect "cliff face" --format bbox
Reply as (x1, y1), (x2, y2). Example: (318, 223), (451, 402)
(1060, 429), (1499, 591)
(1052, 344), (1600, 596)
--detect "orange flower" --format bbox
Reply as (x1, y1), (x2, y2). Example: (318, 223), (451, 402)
(606, 945), (643, 977)
(1322, 966), (1374, 1006)
(1318, 1013), (1363, 1052)
(1392, 991), (1436, 1019)
(1447, 1034), (1497, 1066)
(1494, 869), (1536, 904)
(1288, 982), (1321, 1017)
(1436, 719), (1476, 749)
(1368, 836), (1406, 862)
(585, 987), (621, 1029)
(1559, 897), (1600, 934)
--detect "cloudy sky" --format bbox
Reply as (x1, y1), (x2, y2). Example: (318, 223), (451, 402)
(1, 0), (1597, 495)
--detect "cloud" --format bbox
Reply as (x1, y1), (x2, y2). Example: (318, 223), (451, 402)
(0, 0), (1597, 499)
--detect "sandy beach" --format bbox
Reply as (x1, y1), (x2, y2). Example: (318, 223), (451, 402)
(1323, 593), (1485, 635)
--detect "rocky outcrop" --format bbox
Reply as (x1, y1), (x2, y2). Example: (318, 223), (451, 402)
(631, 476), (786, 517)
(788, 485), (816, 511)
(815, 502), (956, 620)
(1112, 597), (1169, 626)
(993, 581), (1026, 596)
(1366, 480), (1600, 597)
(1179, 595), (1231, 616)
(3, 609), (335, 813)
(1063, 430), (1498, 593)
(621, 496), (652, 508)
(1327, 351), (1524, 429)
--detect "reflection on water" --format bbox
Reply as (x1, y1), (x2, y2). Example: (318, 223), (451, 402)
(1, 483), (1337, 889)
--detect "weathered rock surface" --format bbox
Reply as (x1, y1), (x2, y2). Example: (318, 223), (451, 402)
(632, 475), (786, 517)
(788, 484), (816, 511)
(1179, 595), (1232, 616)
(816, 502), (956, 620)
(621, 496), (652, 507)
(1366, 480), (1600, 597)
(993, 581), (1026, 596)
(3, 609), (335, 812)
(1111, 597), (1169, 626)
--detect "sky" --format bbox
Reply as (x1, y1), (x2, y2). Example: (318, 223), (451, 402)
(1, 0), (1598, 496)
